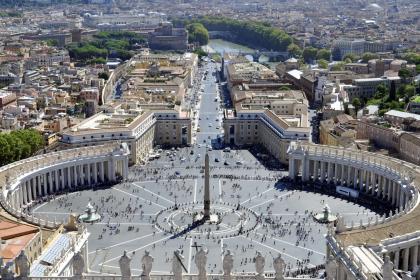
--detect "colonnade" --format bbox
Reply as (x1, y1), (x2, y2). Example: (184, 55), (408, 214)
(289, 157), (412, 209)
(288, 142), (420, 279)
(288, 143), (415, 210)
(2, 143), (130, 226)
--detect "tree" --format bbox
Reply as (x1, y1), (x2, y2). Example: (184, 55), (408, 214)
(343, 53), (358, 63)
(361, 52), (379, 63)
(187, 23), (209, 45)
(316, 49), (331, 61)
(331, 46), (342, 61)
(193, 47), (208, 59)
(98, 72), (109, 81)
(302, 47), (318, 64)
(388, 81), (397, 101)
(331, 62), (345, 71)
(375, 84), (388, 99)
(398, 68), (412, 83)
(0, 129), (44, 166)
(352, 98), (362, 113)
(287, 43), (302, 57)
(318, 59), (328, 69)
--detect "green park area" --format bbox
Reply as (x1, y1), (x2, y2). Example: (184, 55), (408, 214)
(0, 129), (44, 166)
(67, 31), (146, 64)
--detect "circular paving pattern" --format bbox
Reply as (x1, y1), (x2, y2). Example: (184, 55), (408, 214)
(155, 202), (259, 238)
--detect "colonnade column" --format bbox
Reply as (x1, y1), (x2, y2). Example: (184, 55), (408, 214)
(289, 158), (296, 180)
(48, 172), (53, 194)
(99, 162), (104, 182)
(327, 162), (332, 183)
(394, 250), (400, 269)
(67, 166), (71, 188)
(87, 163), (91, 185)
(411, 245), (418, 271)
(37, 175), (42, 197)
(313, 160), (318, 181)
(353, 168), (358, 188)
(320, 161), (325, 182)
(22, 183), (27, 205)
(334, 163), (339, 184)
(403, 247), (410, 271)
(93, 163), (98, 184)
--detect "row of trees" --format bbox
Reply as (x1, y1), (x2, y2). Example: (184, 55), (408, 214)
(67, 31), (146, 63)
(0, 129), (44, 166)
(350, 82), (417, 117)
(187, 23), (209, 46)
(178, 17), (292, 52)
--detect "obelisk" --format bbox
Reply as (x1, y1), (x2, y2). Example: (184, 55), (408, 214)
(203, 153), (210, 219)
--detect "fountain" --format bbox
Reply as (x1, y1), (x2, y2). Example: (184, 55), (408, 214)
(313, 204), (337, 223)
(78, 202), (101, 223)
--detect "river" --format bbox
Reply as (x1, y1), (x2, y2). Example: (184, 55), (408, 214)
(203, 39), (270, 63)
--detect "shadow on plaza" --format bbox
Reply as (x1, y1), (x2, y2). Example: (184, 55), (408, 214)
(169, 218), (207, 239)
(280, 177), (395, 216)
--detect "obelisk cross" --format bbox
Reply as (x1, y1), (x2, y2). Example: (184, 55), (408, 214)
(203, 153), (210, 220)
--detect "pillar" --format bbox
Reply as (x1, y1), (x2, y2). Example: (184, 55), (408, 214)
(334, 163), (339, 184)
(359, 169), (364, 190)
(123, 158), (128, 179)
(67, 166), (71, 188)
(99, 162), (104, 182)
(320, 161), (325, 182)
(353, 168), (358, 188)
(377, 176), (383, 198)
(394, 250), (400, 269)
(37, 175), (42, 197)
(327, 162), (332, 183)
(347, 165), (351, 185)
(392, 182), (397, 206)
(313, 160), (318, 181)
(87, 163), (91, 185)
(27, 181), (32, 202)
(109, 160), (115, 181)
(396, 185), (401, 207)
(48, 172), (53, 194)
(73, 165), (78, 187)
(411, 245), (418, 271)
(93, 162), (98, 184)
(55, 170), (60, 191)
(403, 247), (409, 271)
(22, 183), (27, 205)
(289, 158), (296, 180)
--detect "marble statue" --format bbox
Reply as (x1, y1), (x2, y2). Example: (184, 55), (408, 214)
(15, 250), (29, 278)
(273, 254), (285, 280)
(195, 247), (208, 280)
(382, 255), (394, 280)
(326, 255), (338, 280)
(119, 251), (132, 279)
(72, 251), (85, 277)
(141, 250), (154, 280)
(172, 249), (184, 280)
(223, 250), (234, 279)
(255, 251), (265, 280)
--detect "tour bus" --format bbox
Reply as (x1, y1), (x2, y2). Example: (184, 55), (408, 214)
(336, 186), (359, 198)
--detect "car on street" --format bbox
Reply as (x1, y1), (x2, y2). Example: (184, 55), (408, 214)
(223, 147), (231, 152)
(224, 161), (230, 166)
(215, 158), (220, 162)
(236, 161), (243, 165)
